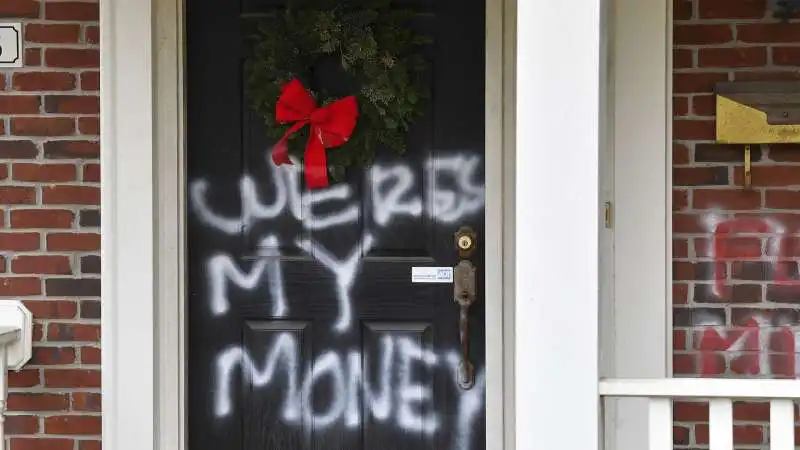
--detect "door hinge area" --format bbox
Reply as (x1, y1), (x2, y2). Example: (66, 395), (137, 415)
(604, 201), (613, 229)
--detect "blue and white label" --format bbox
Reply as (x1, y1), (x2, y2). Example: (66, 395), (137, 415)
(411, 266), (453, 283)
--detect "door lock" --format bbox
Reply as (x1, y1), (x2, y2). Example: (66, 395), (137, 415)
(454, 226), (478, 258)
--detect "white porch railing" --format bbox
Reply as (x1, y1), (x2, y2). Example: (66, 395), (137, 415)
(599, 378), (800, 450)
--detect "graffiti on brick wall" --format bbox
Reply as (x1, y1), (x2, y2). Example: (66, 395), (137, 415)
(690, 212), (800, 378)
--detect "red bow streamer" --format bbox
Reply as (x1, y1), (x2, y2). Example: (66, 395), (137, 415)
(271, 78), (359, 189)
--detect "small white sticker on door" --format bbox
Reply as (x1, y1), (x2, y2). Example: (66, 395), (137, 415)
(411, 266), (453, 283)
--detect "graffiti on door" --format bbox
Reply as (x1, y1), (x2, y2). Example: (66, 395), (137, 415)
(190, 153), (486, 449)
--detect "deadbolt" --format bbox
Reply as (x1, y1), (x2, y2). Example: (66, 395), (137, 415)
(454, 226), (477, 258)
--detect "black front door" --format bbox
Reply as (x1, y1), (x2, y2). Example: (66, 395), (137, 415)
(185, 1), (487, 449)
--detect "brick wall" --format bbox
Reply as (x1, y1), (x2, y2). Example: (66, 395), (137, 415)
(673, 0), (800, 447)
(0, 1), (101, 449)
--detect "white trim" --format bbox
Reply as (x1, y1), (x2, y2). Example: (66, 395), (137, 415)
(153, 0), (186, 448)
(502, 0), (517, 448)
(605, 0), (671, 447)
(600, 378), (800, 399)
(103, 0), (510, 448)
(100, 2), (156, 450)
(485, 0), (509, 446)
(514, 1), (601, 450)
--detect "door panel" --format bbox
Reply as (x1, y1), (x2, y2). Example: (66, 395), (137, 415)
(186, 1), (487, 449)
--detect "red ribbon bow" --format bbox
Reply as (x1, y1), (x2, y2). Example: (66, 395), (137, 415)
(271, 78), (359, 189)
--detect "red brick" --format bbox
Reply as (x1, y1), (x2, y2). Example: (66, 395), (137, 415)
(0, 187), (34, 205)
(765, 190), (800, 209)
(773, 47), (800, 66)
(80, 346), (100, 364)
(24, 24), (80, 44)
(673, 401), (709, 421)
(12, 163), (76, 182)
(674, 24), (733, 45)
(693, 189), (761, 210)
(674, 190), (689, 211)
(0, 233), (40, 251)
(72, 392), (101, 412)
(44, 140), (99, 158)
(673, 96), (689, 116)
(44, 416), (101, 435)
(12, 73), (76, 92)
(85, 25), (99, 44)
(80, 71), (99, 91)
(738, 23), (800, 43)
(0, 0), (39, 18)
(672, 353), (696, 375)
(0, 141), (38, 159)
(10, 438), (74, 450)
(10, 209), (74, 228)
(44, 369), (100, 388)
(0, 277), (41, 296)
(673, 119), (715, 140)
(45, 49), (99, 68)
(78, 117), (99, 135)
(692, 94), (715, 116)
(673, 328), (688, 348)
(83, 163), (99, 182)
(7, 393), (69, 412)
(45, 2), (99, 21)
(47, 233), (99, 251)
(32, 347), (76, 365)
(47, 323), (100, 341)
(44, 95), (99, 114)
(6, 416), (39, 435)
(674, 0), (693, 20)
(0, 96), (40, 114)
(78, 441), (100, 450)
(12, 256), (71, 275)
(674, 143), (690, 164)
(699, 0), (766, 19)
(673, 166), (728, 186)
(22, 300), (77, 319)
(733, 402), (770, 421)
(734, 166), (800, 186)
(42, 186), (99, 205)
(8, 370), (40, 388)
(673, 49), (693, 69)
(673, 72), (729, 94)
(11, 118), (74, 137)
(698, 47), (767, 68)
(674, 284), (689, 306)
(734, 70), (800, 81)
(24, 48), (41, 67)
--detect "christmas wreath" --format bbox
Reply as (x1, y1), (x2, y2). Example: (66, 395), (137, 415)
(244, 0), (430, 188)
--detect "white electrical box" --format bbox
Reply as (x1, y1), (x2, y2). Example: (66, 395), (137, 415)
(0, 23), (23, 69)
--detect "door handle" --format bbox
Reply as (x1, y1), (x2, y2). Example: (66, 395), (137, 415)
(453, 260), (477, 389)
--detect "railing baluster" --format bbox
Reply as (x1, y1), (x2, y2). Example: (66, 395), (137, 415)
(770, 399), (795, 450)
(709, 398), (733, 450)
(599, 379), (800, 450)
(647, 398), (672, 450)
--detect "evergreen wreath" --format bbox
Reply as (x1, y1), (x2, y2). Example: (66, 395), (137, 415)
(244, 0), (430, 182)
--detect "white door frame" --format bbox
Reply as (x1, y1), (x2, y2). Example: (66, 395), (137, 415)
(101, 0), (669, 448)
(100, 0), (517, 450)
(514, 0), (670, 449)
(602, 0), (672, 447)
